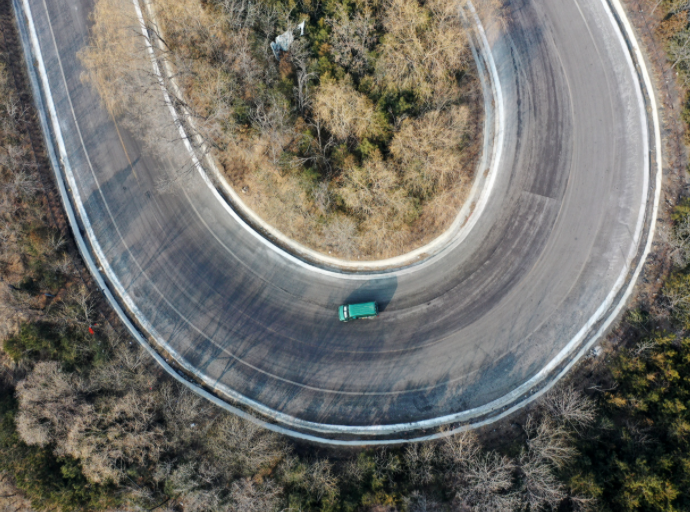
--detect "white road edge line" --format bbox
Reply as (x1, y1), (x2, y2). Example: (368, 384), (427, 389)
(15, 0), (661, 444)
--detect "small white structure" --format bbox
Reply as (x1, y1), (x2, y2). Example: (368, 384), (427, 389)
(271, 21), (306, 60)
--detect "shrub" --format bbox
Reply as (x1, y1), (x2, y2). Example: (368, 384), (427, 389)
(0, 392), (116, 511)
(3, 322), (104, 371)
(312, 78), (389, 141)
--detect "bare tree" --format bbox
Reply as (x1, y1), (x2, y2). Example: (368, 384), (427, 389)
(440, 430), (481, 470)
(631, 338), (658, 357)
(341, 455), (372, 485)
(391, 106), (469, 198)
(519, 450), (568, 510)
(0, 473), (34, 512)
(541, 385), (597, 432)
(404, 490), (445, 512)
(51, 253), (75, 276)
(164, 462), (222, 512)
(665, 213), (690, 267)
(322, 215), (358, 257)
(304, 459), (339, 502)
(62, 391), (166, 484)
(513, 415), (578, 510)
(524, 415), (577, 469)
(312, 181), (331, 215)
(306, 118), (336, 172)
(0, 217), (17, 248)
(454, 452), (518, 512)
(290, 39), (317, 114)
(404, 443), (437, 486)
(375, 0), (469, 100)
(327, 3), (376, 76)
(228, 478), (282, 512)
(88, 342), (151, 394)
(218, 0), (260, 29)
(312, 78), (387, 141)
(58, 285), (97, 327)
(15, 362), (86, 447)
(2, 170), (39, 199)
(249, 96), (291, 164)
(338, 153), (412, 221)
(160, 382), (215, 446)
(208, 413), (288, 479)
(668, 28), (690, 84)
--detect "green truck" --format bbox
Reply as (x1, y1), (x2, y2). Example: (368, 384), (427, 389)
(338, 301), (379, 322)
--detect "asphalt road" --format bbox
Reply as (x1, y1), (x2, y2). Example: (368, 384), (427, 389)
(21, 0), (653, 435)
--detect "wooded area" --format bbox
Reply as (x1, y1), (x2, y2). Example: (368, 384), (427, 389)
(79, 0), (485, 259)
(5, 0), (690, 510)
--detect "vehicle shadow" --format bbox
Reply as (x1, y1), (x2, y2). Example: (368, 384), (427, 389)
(343, 276), (398, 313)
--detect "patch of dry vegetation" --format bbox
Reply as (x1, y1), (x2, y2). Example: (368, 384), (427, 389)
(0, 59), (82, 340)
(80, 0), (490, 259)
(376, 0), (468, 102)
